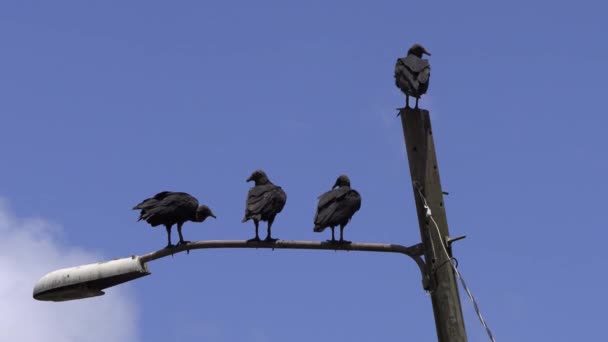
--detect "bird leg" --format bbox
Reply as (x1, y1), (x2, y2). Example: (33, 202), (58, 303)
(247, 220), (261, 242)
(176, 222), (190, 245)
(397, 96), (409, 115)
(339, 225), (351, 244)
(264, 217), (278, 242)
(164, 225), (175, 249)
(326, 227), (337, 243)
(415, 97), (419, 109)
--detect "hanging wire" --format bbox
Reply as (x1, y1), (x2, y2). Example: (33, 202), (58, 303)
(415, 185), (497, 342)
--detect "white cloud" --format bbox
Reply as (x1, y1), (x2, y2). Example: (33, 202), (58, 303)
(0, 198), (140, 342)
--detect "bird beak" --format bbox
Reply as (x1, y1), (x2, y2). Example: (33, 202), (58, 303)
(210, 214), (217, 219)
(246, 175), (253, 182)
(423, 49), (431, 56)
(332, 181), (339, 189)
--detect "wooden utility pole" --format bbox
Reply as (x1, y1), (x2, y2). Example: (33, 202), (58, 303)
(399, 108), (468, 342)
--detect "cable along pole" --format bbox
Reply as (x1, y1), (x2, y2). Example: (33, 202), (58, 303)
(399, 107), (468, 342)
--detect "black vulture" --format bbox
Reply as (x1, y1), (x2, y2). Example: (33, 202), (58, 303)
(395, 43), (431, 109)
(133, 191), (216, 248)
(313, 175), (361, 244)
(242, 170), (287, 242)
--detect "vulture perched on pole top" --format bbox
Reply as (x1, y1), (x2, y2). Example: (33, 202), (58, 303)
(133, 191), (216, 248)
(395, 43), (431, 109)
(242, 170), (287, 242)
(313, 175), (361, 244)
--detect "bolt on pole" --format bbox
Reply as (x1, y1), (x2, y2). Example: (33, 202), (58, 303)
(399, 107), (468, 342)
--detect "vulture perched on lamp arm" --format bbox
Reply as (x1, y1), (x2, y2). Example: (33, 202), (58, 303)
(133, 191), (216, 248)
(242, 170), (287, 242)
(313, 175), (361, 244)
(395, 43), (431, 110)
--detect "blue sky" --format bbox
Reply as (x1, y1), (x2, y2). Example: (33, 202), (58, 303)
(1, 1), (607, 341)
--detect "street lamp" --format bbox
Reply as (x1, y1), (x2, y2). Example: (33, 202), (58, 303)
(33, 255), (150, 302)
(33, 239), (427, 302)
(33, 68), (471, 340)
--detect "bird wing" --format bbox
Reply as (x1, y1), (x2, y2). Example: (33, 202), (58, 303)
(327, 190), (362, 226)
(343, 189), (362, 215)
(417, 66), (430, 84)
(399, 55), (429, 73)
(244, 184), (286, 219)
(153, 191), (173, 200)
(161, 192), (198, 216)
(134, 192), (198, 226)
(395, 57), (431, 97)
(271, 186), (287, 214)
(133, 191), (173, 210)
(245, 184), (275, 214)
(314, 201), (340, 227)
(316, 187), (350, 209)
(314, 188), (359, 227)
(395, 60), (419, 95)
